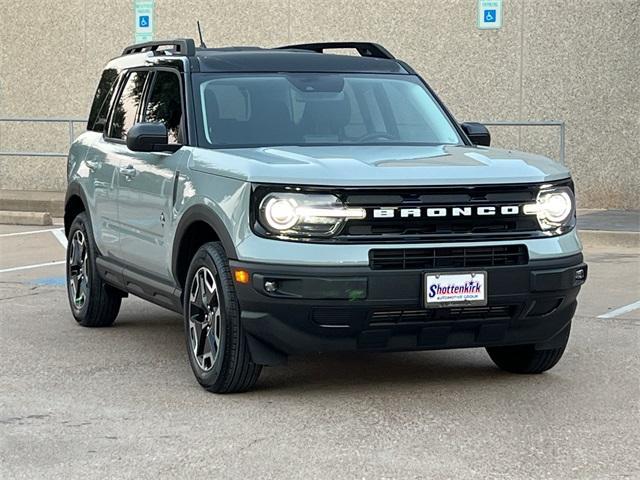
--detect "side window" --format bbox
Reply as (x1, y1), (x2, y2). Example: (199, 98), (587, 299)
(108, 70), (149, 140)
(87, 68), (118, 132)
(144, 71), (184, 144)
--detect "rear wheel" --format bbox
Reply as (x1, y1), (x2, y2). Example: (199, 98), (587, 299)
(183, 242), (261, 393)
(66, 212), (122, 327)
(486, 323), (571, 374)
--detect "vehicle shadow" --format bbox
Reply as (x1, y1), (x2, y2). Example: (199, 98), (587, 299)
(112, 303), (555, 395)
(256, 350), (519, 394)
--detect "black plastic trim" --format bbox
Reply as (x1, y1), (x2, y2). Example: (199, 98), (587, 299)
(231, 254), (586, 357)
(96, 256), (183, 313)
(171, 204), (238, 284)
(64, 182), (92, 238)
(250, 180), (576, 244)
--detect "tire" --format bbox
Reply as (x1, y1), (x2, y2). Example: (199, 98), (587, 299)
(486, 323), (571, 374)
(183, 242), (262, 393)
(66, 212), (122, 327)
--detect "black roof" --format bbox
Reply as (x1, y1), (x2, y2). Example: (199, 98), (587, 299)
(194, 49), (407, 73)
(113, 39), (410, 74)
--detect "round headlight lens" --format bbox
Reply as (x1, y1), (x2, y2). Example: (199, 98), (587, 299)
(540, 191), (572, 223)
(524, 187), (575, 230)
(263, 197), (298, 231)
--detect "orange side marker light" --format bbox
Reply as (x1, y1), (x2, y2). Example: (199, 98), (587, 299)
(234, 269), (250, 284)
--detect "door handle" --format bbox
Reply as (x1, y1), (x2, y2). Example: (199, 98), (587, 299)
(86, 160), (101, 171)
(119, 165), (137, 179)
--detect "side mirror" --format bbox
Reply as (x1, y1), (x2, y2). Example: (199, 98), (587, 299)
(126, 122), (180, 152)
(461, 122), (491, 147)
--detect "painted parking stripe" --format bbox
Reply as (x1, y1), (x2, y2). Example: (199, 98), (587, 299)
(51, 228), (68, 248)
(31, 276), (66, 286)
(0, 228), (61, 238)
(598, 300), (640, 319)
(0, 260), (65, 274)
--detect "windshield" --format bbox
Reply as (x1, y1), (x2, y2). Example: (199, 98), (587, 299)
(193, 73), (462, 148)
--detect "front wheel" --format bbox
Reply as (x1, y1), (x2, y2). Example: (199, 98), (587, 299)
(486, 323), (571, 374)
(183, 242), (261, 393)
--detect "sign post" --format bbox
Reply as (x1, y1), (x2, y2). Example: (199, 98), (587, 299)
(477, 0), (503, 30)
(134, 0), (155, 43)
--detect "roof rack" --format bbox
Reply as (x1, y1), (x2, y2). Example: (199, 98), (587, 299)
(122, 38), (196, 56)
(276, 42), (395, 60)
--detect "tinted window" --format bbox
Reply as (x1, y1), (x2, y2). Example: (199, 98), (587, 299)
(195, 74), (461, 147)
(108, 71), (149, 140)
(144, 71), (183, 144)
(87, 68), (118, 132)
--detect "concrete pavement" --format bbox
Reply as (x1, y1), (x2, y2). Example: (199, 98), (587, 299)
(0, 225), (638, 479)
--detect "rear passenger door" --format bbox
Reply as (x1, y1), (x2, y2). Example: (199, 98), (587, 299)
(100, 69), (151, 260)
(84, 68), (122, 258)
(114, 69), (186, 282)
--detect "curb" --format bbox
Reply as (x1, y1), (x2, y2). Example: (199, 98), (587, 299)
(578, 230), (639, 249)
(0, 210), (53, 226)
(0, 190), (65, 217)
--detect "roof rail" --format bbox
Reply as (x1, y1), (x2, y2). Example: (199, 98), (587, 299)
(276, 42), (395, 60)
(122, 38), (196, 56)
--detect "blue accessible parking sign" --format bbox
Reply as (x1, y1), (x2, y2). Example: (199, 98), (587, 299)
(134, 0), (155, 42)
(484, 10), (496, 23)
(477, 0), (502, 29)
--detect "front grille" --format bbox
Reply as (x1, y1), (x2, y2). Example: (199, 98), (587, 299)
(369, 305), (515, 326)
(369, 245), (528, 270)
(334, 181), (573, 242)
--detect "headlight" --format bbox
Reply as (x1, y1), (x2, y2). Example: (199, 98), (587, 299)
(258, 192), (365, 238)
(524, 186), (575, 231)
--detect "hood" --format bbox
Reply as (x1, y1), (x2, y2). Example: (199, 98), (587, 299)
(189, 145), (570, 186)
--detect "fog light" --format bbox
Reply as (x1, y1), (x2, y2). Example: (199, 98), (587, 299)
(264, 280), (278, 293)
(575, 268), (586, 283)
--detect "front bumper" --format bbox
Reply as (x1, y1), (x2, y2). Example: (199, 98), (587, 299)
(230, 253), (587, 365)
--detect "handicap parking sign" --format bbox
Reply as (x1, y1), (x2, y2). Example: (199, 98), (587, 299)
(477, 0), (502, 29)
(484, 9), (496, 23)
(134, 0), (155, 42)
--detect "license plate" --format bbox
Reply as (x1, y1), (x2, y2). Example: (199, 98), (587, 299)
(424, 272), (487, 308)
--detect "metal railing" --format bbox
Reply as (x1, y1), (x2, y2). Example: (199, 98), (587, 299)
(0, 118), (566, 164)
(0, 117), (86, 158)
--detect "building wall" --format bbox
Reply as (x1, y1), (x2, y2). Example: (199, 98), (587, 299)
(0, 0), (638, 208)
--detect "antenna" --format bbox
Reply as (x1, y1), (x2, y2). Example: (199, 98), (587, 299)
(196, 21), (207, 48)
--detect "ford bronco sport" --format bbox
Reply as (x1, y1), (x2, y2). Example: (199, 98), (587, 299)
(65, 39), (587, 393)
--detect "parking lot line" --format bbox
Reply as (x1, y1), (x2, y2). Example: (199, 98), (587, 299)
(51, 228), (67, 248)
(0, 260), (65, 274)
(597, 300), (640, 319)
(0, 228), (61, 238)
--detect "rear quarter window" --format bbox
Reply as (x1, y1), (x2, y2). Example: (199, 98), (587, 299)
(87, 68), (119, 132)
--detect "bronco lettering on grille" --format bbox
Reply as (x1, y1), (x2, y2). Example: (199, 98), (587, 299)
(371, 205), (524, 219)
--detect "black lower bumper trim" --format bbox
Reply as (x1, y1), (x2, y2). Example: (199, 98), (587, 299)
(230, 254), (586, 364)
